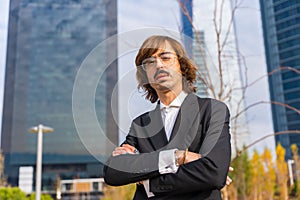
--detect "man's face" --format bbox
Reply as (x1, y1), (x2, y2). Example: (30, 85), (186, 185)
(142, 42), (183, 94)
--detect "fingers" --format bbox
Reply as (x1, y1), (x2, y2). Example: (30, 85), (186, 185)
(112, 144), (138, 156)
(226, 166), (234, 185)
(112, 147), (134, 156)
(226, 176), (232, 185)
(122, 144), (136, 152)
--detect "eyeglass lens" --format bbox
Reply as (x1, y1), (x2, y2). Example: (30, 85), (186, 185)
(142, 53), (175, 70)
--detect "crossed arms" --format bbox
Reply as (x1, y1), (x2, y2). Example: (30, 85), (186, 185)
(103, 100), (231, 195)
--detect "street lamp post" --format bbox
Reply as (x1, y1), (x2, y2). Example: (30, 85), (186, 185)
(29, 124), (53, 200)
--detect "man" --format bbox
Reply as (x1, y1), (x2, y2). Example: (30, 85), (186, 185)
(104, 35), (231, 199)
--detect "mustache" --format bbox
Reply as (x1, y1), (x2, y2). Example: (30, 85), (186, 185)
(154, 70), (170, 79)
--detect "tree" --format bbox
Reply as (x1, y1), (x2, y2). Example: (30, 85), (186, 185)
(228, 150), (251, 200)
(102, 184), (136, 200)
(249, 150), (265, 200)
(27, 193), (53, 200)
(0, 187), (54, 200)
(276, 143), (288, 200)
(291, 143), (299, 180)
(290, 144), (300, 197)
(178, 0), (250, 154)
(261, 147), (276, 200)
(0, 149), (7, 187)
(0, 187), (27, 200)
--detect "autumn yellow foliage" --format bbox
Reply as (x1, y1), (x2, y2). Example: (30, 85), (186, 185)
(102, 183), (136, 200)
(276, 143), (288, 200)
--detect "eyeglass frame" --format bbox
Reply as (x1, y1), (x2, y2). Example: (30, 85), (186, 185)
(140, 52), (178, 71)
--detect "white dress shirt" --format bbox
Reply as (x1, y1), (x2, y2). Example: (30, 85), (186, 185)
(160, 91), (188, 141)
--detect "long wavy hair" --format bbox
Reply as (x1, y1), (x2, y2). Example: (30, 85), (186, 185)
(135, 35), (197, 103)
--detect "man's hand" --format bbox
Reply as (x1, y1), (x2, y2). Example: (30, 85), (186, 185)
(112, 144), (137, 156)
(186, 152), (234, 186)
(185, 151), (201, 163)
(226, 167), (233, 185)
(176, 150), (233, 186)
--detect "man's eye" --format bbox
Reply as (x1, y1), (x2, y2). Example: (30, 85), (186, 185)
(144, 58), (156, 64)
(161, 56), (171, 61)
(145, 60), (155, 64)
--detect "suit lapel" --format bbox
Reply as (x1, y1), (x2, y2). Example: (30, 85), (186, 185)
(168, 93), (200, 149)
(146, 103), (168, 150)
(143, 93), (200, 151)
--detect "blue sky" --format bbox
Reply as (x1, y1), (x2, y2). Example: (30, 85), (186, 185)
(0, 0), (274, 154)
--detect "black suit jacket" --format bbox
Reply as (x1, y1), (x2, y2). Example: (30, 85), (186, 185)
(104, 93), (231, 199)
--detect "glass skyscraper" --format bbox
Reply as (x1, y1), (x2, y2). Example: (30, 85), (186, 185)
(1, 0), (118, 192)
(260, 0), (300, 158)
(180, 0), (193, 57)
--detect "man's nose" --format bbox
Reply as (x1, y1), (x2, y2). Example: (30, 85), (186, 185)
(155, 57), (164, 68)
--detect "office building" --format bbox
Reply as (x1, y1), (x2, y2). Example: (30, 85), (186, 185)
(260, 0), (300, 158)
(1, 0), (118, 193)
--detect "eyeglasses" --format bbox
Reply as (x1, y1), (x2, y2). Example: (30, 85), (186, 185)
(141, 52), (177, 71)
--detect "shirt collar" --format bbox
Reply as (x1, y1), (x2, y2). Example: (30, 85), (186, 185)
(160, 91), (188, 110)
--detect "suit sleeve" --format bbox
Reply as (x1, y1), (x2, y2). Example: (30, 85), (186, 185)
(103, 123), (161, 186)
(149, 101), (231, 194)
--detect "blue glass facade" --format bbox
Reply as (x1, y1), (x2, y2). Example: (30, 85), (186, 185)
(1, 0), (117, 191)
(179, 0), (207, 96)
(180, 0), (193, 57)
(260, 0), (300, 158)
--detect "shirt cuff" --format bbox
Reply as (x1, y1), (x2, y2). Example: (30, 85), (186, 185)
(143, 179), (155, 197)
(158, 149), (179, 174)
